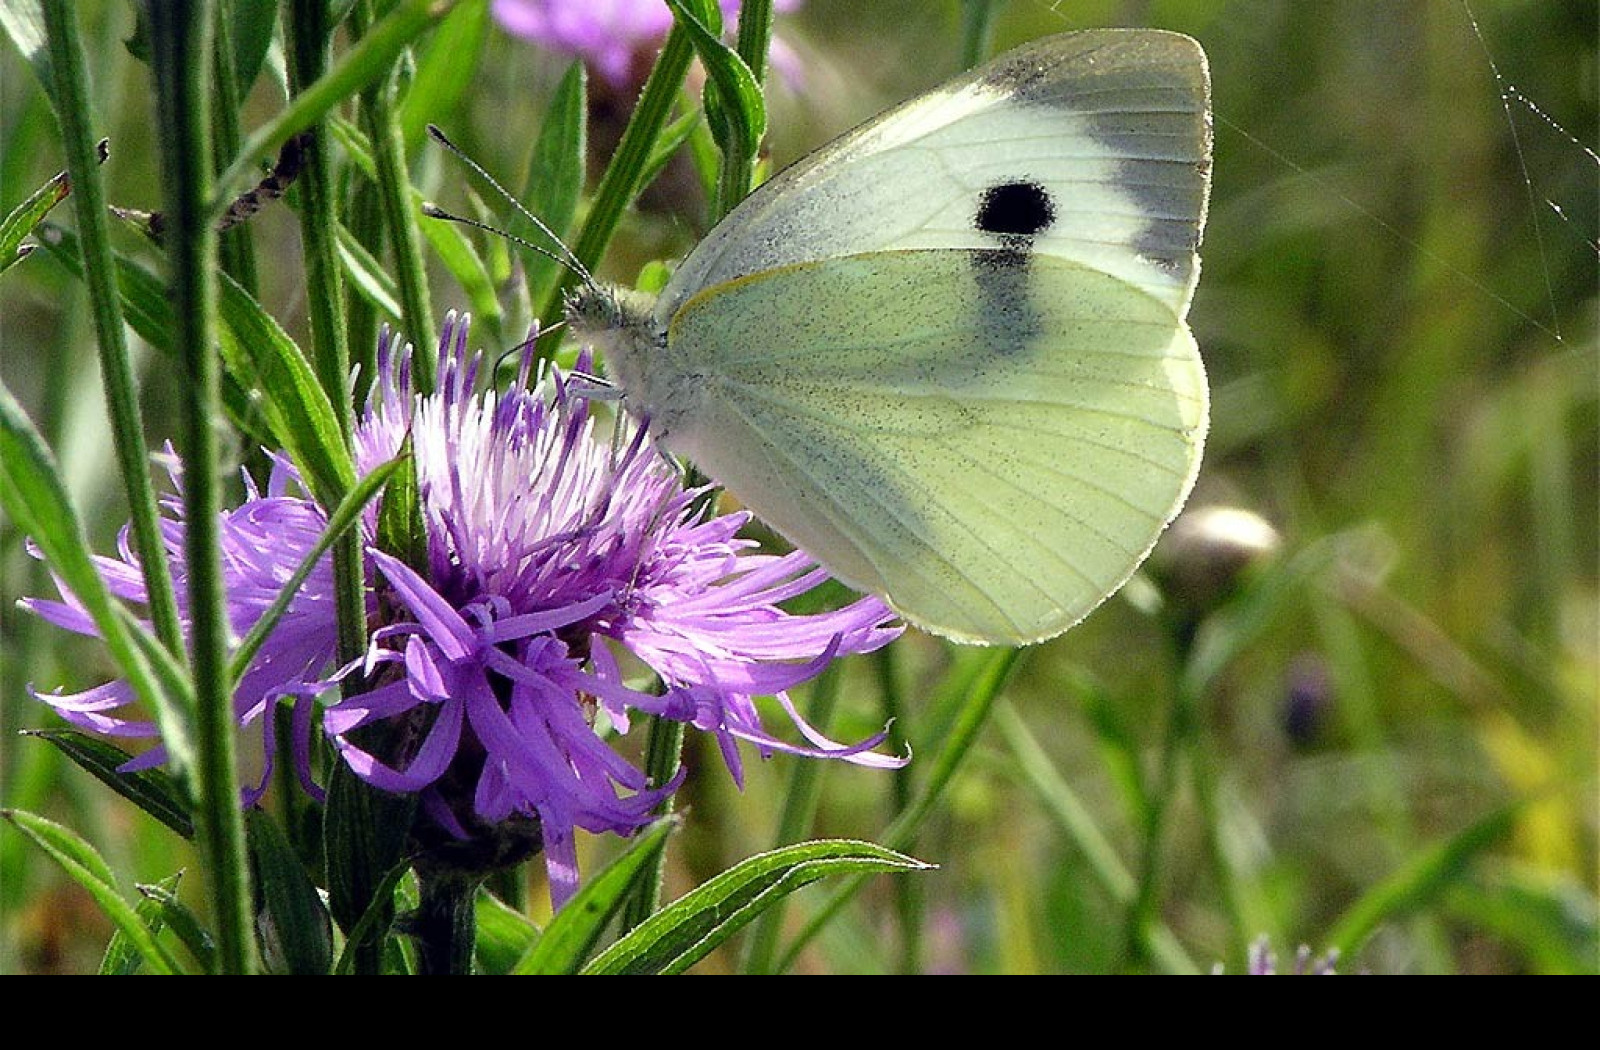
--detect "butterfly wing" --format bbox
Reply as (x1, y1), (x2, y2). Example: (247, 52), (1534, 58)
(660, 249), (1207, 644)
(659, 30), (1211, 322)
(595, 29), (1213, 644)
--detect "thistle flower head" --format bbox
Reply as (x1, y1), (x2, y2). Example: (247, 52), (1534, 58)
(26, 314), (903, 906)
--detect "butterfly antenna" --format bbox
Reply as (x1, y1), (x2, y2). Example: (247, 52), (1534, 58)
(426, 123), (595, 289)
(419, 201), (584, 280)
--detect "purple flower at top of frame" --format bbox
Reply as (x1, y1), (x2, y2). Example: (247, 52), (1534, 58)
(492, 0), (800, 87)
(24, 313), (903, 907)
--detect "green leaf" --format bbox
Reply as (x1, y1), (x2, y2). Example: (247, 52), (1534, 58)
(336, 223), (404, 323)
(1325, 804), (1520, 957)
(584, 839), (932, 975)
(419, 201), (501, 330)
(517, 61), (587, 309)
(25, 730), (194, 840)
(0, 167), (69, 273)
(663, 0), (765, 159)
(216, 269), (357, 507)
(248, 809), (334, 975)
(131, 879), (218, 973)
(228, 458), (402, 683)
(639, 105), (704, 202)
(397, 0), (488, 148)
(325, 761), (416, 972)
(373, 439), (426, 573)
(474, 891), (542, 976)
(228, 0), (280, 94)
(2, 809), (187, 975)
(0, 383), (191, 774)
(512, 816), (679, 975)
(331, 858), (416, 975)
(100, 872), (185, 975)
(0, 0), (52, 106)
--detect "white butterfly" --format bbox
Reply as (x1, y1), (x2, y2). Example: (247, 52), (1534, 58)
(569, 29), (1212, 646)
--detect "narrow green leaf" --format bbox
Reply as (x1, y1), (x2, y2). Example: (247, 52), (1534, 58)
(517, 61), (587, 309)
(229, 0), (280, 94)
(397, 0), (488, 148)
(0, 383), (192, 774)
(585, 839), (931, 975)
(421, 206), (502, 330)
(216, 269), (356, 506)
(331, 857), (415, 975)
(474, 891), (542, 976)
(25, 730), (194, 840)
(373, 440), (426, 573)
(663, 0), (765, 158)
(100, 872), (184, 975)
(639, 105), (704, 203)
(1325, 804), (1520, 957)
(513, 816), (679, 975)
(248, 809), (334, 975)
(0, 168), (69, 273)
(2, 809), (186, 974)
(133, 879), (219, 973)
(336, 225), (405, 327)
(229, 458), (402, 682)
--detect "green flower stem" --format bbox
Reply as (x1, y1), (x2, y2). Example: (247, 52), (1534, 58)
(775, 647), (1023, 973)
(620, 712), (686, 934)
(538, 25), (697, 344)
(875, 645), (923, 974)
(40, 0), (183, 660)
(146, 0), (255, 975)
(285, 0), (365, 668)
(1122, 646), (1197, 971)
(738, 662), (843, 973)
(411, 866), (480, 975)
(352, 0), (436, 384)
(211, 0), (259, 295)
(712, 0), (774, 221)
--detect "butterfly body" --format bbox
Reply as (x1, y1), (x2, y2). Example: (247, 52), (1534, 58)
(568, 29), (1212, 645)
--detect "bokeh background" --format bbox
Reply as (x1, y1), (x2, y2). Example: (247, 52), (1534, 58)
(1, 0), (1594, 973)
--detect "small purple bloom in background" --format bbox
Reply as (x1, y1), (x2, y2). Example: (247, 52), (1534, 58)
(1242, 937), (1343, 975)
(25, 314), (902, 906)
(493, 0), (801, 88)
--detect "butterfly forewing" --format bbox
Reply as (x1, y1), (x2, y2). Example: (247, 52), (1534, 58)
(659, 30), (1211, 324)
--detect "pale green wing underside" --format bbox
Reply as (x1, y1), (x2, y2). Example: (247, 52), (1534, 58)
(662, 250), (1208, 645)
(660, 30), (1212, 323)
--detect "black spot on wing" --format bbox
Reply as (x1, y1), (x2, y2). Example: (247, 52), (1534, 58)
(969, 181), (1052, 354)
(975, 180), (1056, 237)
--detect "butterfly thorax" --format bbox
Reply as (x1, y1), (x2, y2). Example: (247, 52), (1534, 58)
(565, 283), (700, 445)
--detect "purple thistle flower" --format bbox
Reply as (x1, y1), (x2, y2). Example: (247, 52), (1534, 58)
(492, 0), (801, 88)
(25, 313), (903, 907)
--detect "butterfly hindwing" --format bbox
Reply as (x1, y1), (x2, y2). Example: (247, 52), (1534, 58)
(662, 249), (1207, 644)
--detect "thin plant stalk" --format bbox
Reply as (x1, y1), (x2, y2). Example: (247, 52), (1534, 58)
(352, 0), (436, 383)
(146, 0), (255, 974)
(41, 0), (184, 661)
(284, 0), (365, 668)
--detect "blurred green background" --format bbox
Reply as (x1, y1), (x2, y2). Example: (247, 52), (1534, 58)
(1, 0), (1594, 973)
